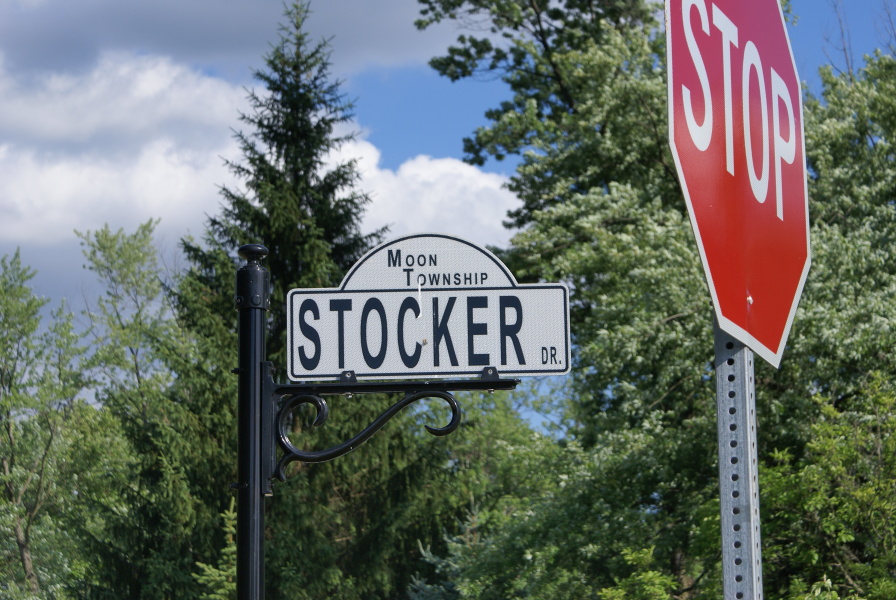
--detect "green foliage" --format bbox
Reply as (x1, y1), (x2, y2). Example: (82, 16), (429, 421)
(181, 0), (384, 370)
(194, 498), (238, 600)
(0, 251), (113, 598)
(8, 2), (896, 598)
(416, 0), (662, 226)
(76, 220), (233, 598)
(763, 375), (896, 600)
(598, 548), (679, 600)
(173, 3), (528, 599)
(413, 1), (896, 599)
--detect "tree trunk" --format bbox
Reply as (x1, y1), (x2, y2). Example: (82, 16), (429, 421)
(14, 519), (39, 594)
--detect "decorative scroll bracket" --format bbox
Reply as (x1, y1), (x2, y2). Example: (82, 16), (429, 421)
(262, 363), (519, 487)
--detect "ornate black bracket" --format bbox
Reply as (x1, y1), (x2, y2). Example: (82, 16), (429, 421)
(262, 364), (519, 485)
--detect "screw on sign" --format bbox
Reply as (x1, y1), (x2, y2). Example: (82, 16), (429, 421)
(666, 0), (810, 367)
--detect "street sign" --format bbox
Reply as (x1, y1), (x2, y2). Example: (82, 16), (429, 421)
(287, 234), (570, 381)
(666, 0), (810, 368)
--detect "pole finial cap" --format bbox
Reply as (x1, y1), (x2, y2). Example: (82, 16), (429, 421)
(238, 244), (269, 264)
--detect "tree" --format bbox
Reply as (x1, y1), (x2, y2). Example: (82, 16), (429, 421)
(174, 3), (512, 598)
(180, 0), (383, 371)
(411, 2), (896, 598)
(77, 221), (228, 599)
(0, 251), (91, 597)
(193, 499), (238, 600)
(413, 8), (719, 595)
(415, 0), (664, 228)
(0, 251), (49, 594)
(763, 375), (896, 600)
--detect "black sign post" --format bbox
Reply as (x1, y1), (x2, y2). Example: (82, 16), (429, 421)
(234, 244), (521, 599)
(235, 244), (270, 600)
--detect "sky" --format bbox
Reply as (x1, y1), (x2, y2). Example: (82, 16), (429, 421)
(0, 0), (891, 311)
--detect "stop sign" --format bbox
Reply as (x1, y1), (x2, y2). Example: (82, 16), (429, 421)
(666, 0), (810, 367)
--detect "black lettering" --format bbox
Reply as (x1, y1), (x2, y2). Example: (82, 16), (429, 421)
(454, 273), (461, 286)
(406, 254), (414, 267)
(467, 296), (489, 366)
(360, 298), (387, 369)
(329, 299), (352, 369)
(388, 249), (402, 268)
(398, 297), (422, 368)
(551, 346), (559, 364)
(404, 268), (414, 286)
(298, 299), (321, 370)
(432, 297), (458, 367)
(499, 295), (525, 366)
(481, 272), (488, 284)
(429, 254), (437, 266)
(541, 347), (548, 364)
(464, 273), (473, 285)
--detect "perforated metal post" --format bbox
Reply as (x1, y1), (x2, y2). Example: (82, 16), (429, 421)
(714, 324), (764, 600)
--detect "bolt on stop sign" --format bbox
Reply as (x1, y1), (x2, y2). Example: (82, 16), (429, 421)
(666, 0), (811, 367)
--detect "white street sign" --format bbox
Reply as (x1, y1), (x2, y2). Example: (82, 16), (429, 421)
(287, 234), (570, 381)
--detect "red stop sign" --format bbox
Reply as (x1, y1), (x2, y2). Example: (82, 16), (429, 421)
(666, 0), (810, 367)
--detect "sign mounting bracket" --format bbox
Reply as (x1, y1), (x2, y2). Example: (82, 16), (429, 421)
(264, 362), (519, 481)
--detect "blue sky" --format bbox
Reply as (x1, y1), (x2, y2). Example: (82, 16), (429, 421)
(0, 0), (890, 309)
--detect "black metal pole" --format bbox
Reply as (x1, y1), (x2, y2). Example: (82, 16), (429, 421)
(236, 244), (270, 600)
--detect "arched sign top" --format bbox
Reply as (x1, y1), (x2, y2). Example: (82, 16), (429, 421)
(340, 233), (517, 291)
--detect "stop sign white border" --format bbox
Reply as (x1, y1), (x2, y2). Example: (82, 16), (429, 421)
(665, 0), (811, 368)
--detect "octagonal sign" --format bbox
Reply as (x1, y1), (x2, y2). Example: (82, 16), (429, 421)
(666, 0), (811, 367)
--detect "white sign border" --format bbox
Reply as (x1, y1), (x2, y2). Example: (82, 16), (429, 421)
(286, 233), (571, 381)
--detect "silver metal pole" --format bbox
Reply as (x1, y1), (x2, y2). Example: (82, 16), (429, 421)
(714, 324), (764, 600)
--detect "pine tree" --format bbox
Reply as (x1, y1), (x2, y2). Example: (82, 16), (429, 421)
(174, 3), (489, 598)
(193, 498), (238, 600)
(180, 0), (382, 370)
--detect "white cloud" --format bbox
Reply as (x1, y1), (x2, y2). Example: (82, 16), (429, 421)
(0, 0), (456, 80)
(337, 138), (521, 249)
(0, 52), (245, 150)
(0, 52), (244, 246)
(0, 138), (238, 245)
(0, 46), (517, 252)
(0, 0), (517, 313)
